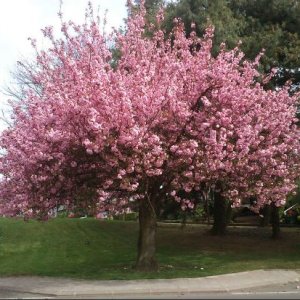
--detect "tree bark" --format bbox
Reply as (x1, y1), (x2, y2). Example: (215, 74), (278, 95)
(211, 190), (228, 236)
(135, 198), (158, 272)
(270, 202), (281, 239)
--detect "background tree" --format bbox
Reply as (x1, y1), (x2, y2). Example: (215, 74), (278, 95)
(164, 0), (300, 88)
(164, 0), (243, 56)
(229, 0), (300, 88)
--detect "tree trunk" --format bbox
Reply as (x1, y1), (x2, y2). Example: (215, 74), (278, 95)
(135, 198), (158, 272)
(211, 190), (228, 236)
(270, 202), (281, 239)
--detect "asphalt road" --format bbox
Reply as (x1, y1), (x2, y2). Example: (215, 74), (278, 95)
(1, 286), (300, 300)
(2, 291), (297, 299)
(1, 291), (300, 299)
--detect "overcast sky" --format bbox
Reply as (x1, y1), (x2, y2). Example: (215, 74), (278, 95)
(0, 0), (127, 132)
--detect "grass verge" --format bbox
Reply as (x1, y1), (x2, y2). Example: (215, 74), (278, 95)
(0, 217), (299, 280)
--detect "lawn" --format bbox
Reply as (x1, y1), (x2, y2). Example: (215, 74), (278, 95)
(0, 217), (299, 280)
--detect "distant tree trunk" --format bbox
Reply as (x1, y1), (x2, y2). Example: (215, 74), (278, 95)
(202, 188), (211, 224)
(270, 202), (281, 239)
(211, 189), (228, 236)
(205, 198), (211, 225)
(260, 204), (271, 227)
(135, 198), (158, 272)
(226, 201), (232, 225)
(180, 211), (187, 230)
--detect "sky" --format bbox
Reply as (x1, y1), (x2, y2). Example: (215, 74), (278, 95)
(0, 0), (127, 132)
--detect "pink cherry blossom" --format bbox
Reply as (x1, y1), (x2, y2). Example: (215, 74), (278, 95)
(0, 1), (299, 222)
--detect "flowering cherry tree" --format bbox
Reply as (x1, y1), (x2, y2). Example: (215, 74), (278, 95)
(0, 1), (299, 270)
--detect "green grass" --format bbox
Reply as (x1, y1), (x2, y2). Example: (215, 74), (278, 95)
(0, 217), (299, 280)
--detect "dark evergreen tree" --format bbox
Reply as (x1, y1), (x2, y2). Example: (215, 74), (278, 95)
(229, 0), (300, 88)
(164, 0), (300, 88)
(164, 0), (243, 56)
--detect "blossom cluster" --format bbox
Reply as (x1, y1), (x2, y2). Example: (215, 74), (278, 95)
(0, 1), (299, 217)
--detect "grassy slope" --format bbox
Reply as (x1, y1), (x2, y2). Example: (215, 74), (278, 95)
(0, 217), (299, 280)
